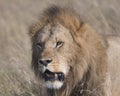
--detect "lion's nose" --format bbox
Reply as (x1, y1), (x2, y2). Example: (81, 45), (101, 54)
(39, 59), (52, 66)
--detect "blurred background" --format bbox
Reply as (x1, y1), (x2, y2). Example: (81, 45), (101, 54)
(0, 0), (120, 96)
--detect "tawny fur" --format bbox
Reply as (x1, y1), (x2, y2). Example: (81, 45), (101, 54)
(30, 6), (111, 96)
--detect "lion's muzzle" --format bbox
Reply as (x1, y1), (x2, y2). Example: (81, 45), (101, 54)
(43, 69), (64, 81)
(38, 57), (68, 89)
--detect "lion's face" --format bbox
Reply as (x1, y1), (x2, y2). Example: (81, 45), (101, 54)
(32, 24), (80, 89)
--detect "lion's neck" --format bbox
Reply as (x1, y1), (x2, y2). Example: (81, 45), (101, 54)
(46, 83), (92, 96)
(46, 73), (109, 96)
(45, 66), (109, 96)
(46, 89), (55, 96)
(46, 82), (91, 96)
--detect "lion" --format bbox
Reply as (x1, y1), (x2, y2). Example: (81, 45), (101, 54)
(29, 6), (112, 96)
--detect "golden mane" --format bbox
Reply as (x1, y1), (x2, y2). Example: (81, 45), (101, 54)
(30, 6), (82, 38)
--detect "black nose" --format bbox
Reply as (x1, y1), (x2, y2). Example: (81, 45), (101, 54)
(39, 59), (52, 66)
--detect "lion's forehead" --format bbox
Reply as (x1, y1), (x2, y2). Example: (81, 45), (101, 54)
(37, 25), (51, 42)
(38, 24), (73, 42)
(51, 24), (69, 36)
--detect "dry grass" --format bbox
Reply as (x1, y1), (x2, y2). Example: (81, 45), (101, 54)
(0, 0), (120, 96)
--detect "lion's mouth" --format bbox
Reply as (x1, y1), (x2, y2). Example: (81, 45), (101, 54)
(43, 70), (64, 81)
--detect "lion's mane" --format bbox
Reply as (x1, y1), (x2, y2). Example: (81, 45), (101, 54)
(30, 6), (111, 96)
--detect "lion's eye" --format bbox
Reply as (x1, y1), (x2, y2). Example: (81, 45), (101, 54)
(56, 41), (64, 48)
(36, 43), (43, 49)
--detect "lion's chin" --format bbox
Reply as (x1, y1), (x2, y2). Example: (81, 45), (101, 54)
(45, 81), (63, 89)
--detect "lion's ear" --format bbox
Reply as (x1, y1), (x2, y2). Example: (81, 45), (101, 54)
(78, 23), (98, 41)
(29, 17), (48, 37)
(28, 25), (35, 37)
(29, 21), (43, 37)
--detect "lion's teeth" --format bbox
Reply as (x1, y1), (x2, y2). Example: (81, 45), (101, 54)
(55, 74), (58, 79)
(43, 66), (47, 73)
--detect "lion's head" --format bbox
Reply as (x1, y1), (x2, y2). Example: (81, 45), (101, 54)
(30, 6), (108, 96)
(32, 23), (78, 89)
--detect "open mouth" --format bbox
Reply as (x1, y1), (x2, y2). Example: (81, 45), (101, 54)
(43, 70), (64, 81)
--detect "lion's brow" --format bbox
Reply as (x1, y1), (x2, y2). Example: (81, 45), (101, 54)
(49, 27), (54, 38)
